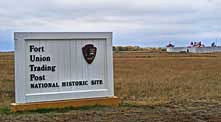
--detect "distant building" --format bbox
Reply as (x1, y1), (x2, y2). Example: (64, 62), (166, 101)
(167, 47), (221, 53)
(166, 42), (175, 48)
(166, 42), (221, 53)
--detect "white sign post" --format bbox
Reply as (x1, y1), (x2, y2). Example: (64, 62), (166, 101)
(12, 32), (119, 111)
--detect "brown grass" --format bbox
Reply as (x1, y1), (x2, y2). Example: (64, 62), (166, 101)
(114, 52), (221, 105)
(0, 52), (14, 106)
(0, 52), (221, 106)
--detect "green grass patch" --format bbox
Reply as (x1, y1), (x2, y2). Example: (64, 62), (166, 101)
(120, 102), (139, 107)
(0, 80), (14, 83)
(15, 105), (111, 114)
(0, 106), (11, 114)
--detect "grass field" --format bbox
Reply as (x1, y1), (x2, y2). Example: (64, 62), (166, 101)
(0, 51), (221, 121)
(114, 52), (221, 105)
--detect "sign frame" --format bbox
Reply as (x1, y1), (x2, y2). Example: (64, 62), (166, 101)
(14, 32), (114, 103)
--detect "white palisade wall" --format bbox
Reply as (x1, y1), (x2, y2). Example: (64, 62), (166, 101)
(167, 47), (221, 53)
(14, 32), (114, 103)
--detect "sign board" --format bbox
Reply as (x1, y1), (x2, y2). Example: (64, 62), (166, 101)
(14, 32), (114, 103)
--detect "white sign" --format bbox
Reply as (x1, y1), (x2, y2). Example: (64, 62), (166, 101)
(14, 32), (114, 103)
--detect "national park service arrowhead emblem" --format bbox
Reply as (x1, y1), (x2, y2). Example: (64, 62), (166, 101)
(82, 44), (97, 64)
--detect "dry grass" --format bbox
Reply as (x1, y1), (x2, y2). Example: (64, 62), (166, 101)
(0, 52), (221, 106)
(114, 52), (221, 105)
(0, 52), (221, 121)
(0, 52), (14, 81)
(0, 52), (14, 106)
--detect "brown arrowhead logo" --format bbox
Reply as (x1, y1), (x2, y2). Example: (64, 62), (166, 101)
(82, 44), (97, 64)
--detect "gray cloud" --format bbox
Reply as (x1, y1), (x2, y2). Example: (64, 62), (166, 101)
(0, 0), (221, 42)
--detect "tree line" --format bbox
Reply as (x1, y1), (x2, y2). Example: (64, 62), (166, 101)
(112, 46), (166, 52)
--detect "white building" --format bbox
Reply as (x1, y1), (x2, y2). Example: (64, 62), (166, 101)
(167, 46), (221, 53)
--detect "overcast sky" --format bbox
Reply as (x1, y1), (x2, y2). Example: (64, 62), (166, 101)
(0, 0), (221, 51)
